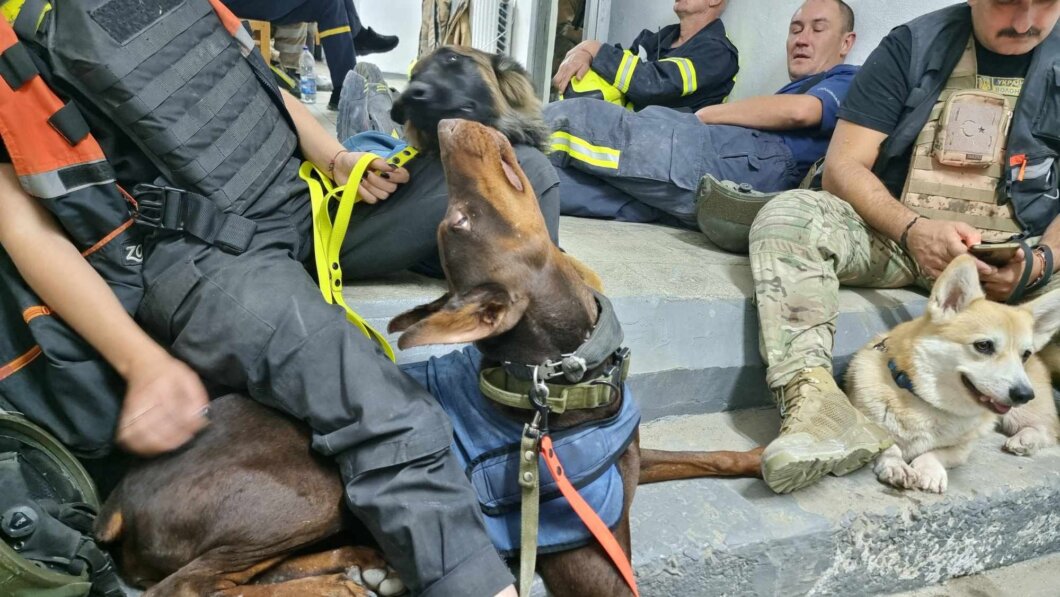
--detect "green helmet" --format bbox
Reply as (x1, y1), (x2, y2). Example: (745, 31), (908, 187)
(0, 409), (115, 597)
(695, 174), (780, 254)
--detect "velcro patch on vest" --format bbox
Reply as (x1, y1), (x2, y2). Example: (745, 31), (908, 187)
(976, 75), (1024, 98)
(90, 0), (183, 44)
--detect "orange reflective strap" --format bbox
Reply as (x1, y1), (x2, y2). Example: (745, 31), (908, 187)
(539, 434), (640, 597)
(0, 345), (42, 382)
(205, 0), (242, 36)
(0, 20), (106, 181)
(21, 305), (52, 324)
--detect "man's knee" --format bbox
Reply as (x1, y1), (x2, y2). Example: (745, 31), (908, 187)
(749, 189), (832, 248)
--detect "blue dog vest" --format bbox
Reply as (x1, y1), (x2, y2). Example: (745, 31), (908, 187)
(401, 347), (640, 556)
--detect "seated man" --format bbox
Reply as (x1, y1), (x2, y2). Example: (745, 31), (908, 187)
(223, 0), (399, 109)
(0, 1), (560, 594)
(750, 0), (1060, 494)
(548, 0), (858, 228)
(552, 0), (737, 112)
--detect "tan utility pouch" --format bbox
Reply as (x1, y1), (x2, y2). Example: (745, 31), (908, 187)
(934, 90), (1011, 167)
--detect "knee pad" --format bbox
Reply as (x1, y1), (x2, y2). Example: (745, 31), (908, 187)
(696, 174), (779, 254)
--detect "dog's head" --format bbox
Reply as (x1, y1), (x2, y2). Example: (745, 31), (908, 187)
(910, 255), (1060, 416)
(391, 46), (550, 152)
(388, 119), (599, 364)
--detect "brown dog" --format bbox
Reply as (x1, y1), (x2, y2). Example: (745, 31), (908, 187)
(95, 121), (762, 596)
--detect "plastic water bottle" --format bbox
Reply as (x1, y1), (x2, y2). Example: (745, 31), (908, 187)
(299, 46), (317, 104)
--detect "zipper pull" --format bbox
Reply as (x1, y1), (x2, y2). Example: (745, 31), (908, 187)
(1010, 154), (1028, 182)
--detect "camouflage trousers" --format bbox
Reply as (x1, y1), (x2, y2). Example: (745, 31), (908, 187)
(749, 189), (1060, 389)
(275, 23), (308, 71)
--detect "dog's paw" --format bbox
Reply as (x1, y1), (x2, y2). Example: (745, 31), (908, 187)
(1004, 427), (1053, 456)
(911, 456), (948, 493)
(347, 565), (407, 596)
(875, 460), (919, 489)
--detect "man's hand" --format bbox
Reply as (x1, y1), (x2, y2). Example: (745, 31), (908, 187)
(980, 249), (1038, 302)
(333, 152), (410, 204)
(904, 218), (987, 279)
(552, 40), (603, 93)
(116, 350), (209, 457)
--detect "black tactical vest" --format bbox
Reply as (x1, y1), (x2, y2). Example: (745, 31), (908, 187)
(875, 4), (1060, 236)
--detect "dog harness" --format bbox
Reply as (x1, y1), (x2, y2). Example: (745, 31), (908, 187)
(402, 290), (641, 597)
(874, 339), (918, 396)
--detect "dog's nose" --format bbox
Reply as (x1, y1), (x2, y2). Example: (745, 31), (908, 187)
(1009, 384), (1035, 404)
(406, 81), (433, 102)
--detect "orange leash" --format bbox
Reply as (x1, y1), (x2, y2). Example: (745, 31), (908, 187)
(539, 434), (640, 597)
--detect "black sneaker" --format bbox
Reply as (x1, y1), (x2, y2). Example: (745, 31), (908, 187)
(354, 27), (399, 56)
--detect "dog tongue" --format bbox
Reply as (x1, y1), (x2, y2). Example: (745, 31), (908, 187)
(978, 394), (1012, 414)
(990, 401), (1012, 415)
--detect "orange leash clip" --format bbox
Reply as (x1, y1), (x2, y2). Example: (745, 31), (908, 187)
(539, 434), (640, 597)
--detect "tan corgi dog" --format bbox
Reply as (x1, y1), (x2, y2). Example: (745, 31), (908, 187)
(845, 255), (1060, 493)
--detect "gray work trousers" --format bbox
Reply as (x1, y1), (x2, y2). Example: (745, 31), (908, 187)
(545, 98), (802, 227)
(137, 158), (513, 597)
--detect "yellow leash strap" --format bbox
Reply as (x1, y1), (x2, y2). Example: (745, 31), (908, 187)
(299, 155), (396, 361)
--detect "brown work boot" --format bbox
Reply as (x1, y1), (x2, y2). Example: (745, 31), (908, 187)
(761, 367), (892, 494)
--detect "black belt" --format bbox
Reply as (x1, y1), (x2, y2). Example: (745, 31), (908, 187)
(132, 184), (257, 255)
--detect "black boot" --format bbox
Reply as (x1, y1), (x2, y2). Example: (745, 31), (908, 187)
(354, 27), (399, 56)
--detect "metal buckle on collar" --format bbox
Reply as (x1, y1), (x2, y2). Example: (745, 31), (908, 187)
(606, 347), (630, 387)
(131, 184), (186, 231)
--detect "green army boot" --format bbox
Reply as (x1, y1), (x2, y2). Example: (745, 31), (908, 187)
(761, 367), (893, 493)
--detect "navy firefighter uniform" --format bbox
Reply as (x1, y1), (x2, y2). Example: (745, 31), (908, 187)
(592, 19), (738, 112)
(548, 63), (859, 228)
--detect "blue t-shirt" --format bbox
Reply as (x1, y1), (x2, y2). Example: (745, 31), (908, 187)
(774, 63), (859, 176)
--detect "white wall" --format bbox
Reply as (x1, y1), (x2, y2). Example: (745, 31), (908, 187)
(607, 0), (958, 100)
(353, 0), (421, 75)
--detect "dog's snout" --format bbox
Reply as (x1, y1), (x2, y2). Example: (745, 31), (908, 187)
(406, 81), (433, 102)
(1009, 384), (1035, 404)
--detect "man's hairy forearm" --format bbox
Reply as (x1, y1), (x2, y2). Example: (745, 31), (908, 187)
(824, 155), (917, 242)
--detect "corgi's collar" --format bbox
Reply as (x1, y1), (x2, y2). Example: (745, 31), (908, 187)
(875, 338), (918, 396)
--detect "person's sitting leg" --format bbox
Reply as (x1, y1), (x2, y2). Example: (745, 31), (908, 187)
(339, 145), (560, 279)
(749, 189), (913, 493)
(557, 166), (685, 226)
(139, 210), (512, 596)
(546, 98), (701, 225)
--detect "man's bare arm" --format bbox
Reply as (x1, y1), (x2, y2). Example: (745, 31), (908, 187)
(696, 94), (823, 130)
(0, 164), (207, 455)
(823, 119), (986, 278)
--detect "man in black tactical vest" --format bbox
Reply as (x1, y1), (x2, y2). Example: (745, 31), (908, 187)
(0, 1), (553, 595)
(747, 0), (1060, 494)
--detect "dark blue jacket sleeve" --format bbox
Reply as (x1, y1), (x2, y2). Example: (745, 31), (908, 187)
(805, 70), (857, 135)
(591, 30), (737, 109)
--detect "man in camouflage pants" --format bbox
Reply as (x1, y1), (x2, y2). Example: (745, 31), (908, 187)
(750, 0), (1060, 494)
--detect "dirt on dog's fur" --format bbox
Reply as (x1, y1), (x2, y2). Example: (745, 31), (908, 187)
(390, 46), (550, 152)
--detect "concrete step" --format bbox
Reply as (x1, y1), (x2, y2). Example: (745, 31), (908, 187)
(347, 216), (928, 419)
(629, 408), (1060, 596)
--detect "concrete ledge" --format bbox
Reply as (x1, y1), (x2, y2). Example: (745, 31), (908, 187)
(631, 408), (1060, 596)
(347, 217), (927, 418)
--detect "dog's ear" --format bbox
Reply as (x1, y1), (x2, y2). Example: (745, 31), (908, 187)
(396, 284), (529, 349)
(927, 255), (984, 321)
(388, 293), (452, 334)
(491, 53), (540, 113)
(1021, 288), (1060, 352)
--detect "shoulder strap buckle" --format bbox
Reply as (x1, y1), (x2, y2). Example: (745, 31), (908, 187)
(131, 183), (186, 231)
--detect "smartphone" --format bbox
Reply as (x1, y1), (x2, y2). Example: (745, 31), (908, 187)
(970, 242), (1022, 266)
